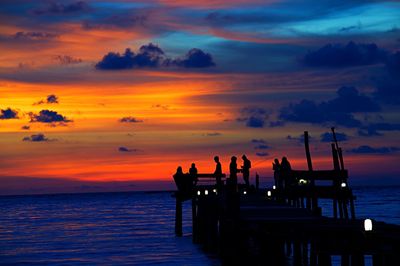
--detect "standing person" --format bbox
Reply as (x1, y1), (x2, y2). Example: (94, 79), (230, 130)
(241, 155), (251, 188)
(280, 156), (292, 187)
(272, 158), (281, 188)
(189, 163), (198, 186)
(214, 156), (223, 187)
(229, 156), (238, 188)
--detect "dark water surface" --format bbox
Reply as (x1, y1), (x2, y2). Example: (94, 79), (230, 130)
(0, 186), (399, 265)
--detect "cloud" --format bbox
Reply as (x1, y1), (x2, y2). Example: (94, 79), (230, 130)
(13, 31), (59, 40)
(120, 116), (143, 123)
(53, 55), (82, 65)
(30, 110), (71, 123)
(303, 41), (387, 67)
(254, 144), (269, 150)
(96, 43), (215, 70)
(34, 94), (59, 105)
(34, 1), (89, 15)
(269, 121), (285, 127)
(279, 86), (380, 127)
(203, 132), (221, 136)
(251, 139), (266, 144)
(320, 132), (348, 142)
(21, 125), (30, 130)
(374, 51), (400, 105)
(287, 134), (312, 144)
(348, 145), (400, 154)
(166, 49), (216, 68)
(237, 107), (269, 128)
(0, 108), (18, 119)
(358, 122), (400, 136)
(23, 133), (50, 142)
(255, 152), (269, 157)
(118, 146), (138, 152)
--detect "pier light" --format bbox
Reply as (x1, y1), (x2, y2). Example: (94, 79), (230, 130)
(213, 189), (217, 193)
(205, 190), (209, 195)
(341, 182), (347, 188)
(364, 219), (373, 231)
(267, 190), (272, 197)
(298, 179), (307, 185)
(243, 191), (247, 195)
(272, 185), (276, 190)
(197, 190), (201, 196)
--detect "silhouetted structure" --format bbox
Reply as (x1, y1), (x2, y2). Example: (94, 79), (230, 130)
(241, 155), (251, 188)
(172, 130), (400, 266)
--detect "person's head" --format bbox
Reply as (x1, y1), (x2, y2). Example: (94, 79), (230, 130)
(242, 154), (247, 160)
(231, 156), (237, 162)
(282, 156), (287, 162)
(214, 156), (219, 162)
(191, 163), (195, 168)
(274, 158), (279, 164)
(176, 166), (183, 173)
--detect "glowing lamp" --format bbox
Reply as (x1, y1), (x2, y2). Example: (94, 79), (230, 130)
(272, 185), (276, 190)
(364, 219), (373, 231)
(267, 190), (272, 197)
(341, 182), (347, 188)
(197, 190), (201, 196)
(299, 179), (307, 185)
(205, 190), (209, 195)
(243, 191), (247, 195)
(213, 189), (217, 193)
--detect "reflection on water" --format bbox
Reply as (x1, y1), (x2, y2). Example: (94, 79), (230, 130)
(0, 186), (399, 265)
(0, 192), (219, 265)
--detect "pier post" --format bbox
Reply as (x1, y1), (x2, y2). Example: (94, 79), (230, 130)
(175, 194), (183, 236)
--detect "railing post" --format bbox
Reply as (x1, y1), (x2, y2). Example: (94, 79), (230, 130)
(175, 193), (183, 236)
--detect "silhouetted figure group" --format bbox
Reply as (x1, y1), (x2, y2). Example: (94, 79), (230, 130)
(272, 156), (292, 189)
(173, 155), (252, 194)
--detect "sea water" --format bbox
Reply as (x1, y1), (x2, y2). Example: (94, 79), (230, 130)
(0, 186), (399, 265)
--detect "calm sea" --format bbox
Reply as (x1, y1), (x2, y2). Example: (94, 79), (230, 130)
(0, 186), (399, 265)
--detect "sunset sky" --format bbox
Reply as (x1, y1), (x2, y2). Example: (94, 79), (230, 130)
(1, 0), (399, 194)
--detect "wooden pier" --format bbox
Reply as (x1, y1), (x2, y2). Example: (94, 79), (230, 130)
(172, 130), (400, 266)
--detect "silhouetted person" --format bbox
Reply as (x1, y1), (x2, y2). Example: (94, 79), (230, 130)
(189, 163), (198, 186)
(241, 155), (251, 188)
(173, 166), (185, 192)
(281, 157), (292, 187)
(214, 156), (223, 187)
(229, 156), (238, 188)
(272, 158), (282, 188)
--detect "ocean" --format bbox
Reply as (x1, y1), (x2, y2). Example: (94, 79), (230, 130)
(0, 186), (399, 265)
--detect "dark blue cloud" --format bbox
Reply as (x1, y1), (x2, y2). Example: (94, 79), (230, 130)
(251, 139), (266, 144)
(13, 31), (59, 40)
(54, 55), (82, 65)
(254, 144), (269, 150)
(35, 94), (59, 105)
(0, 108), (18, 119)
(320, 132), (348, 142)
(348, 145), (400, 154)
(34, 1), (89, 15)
(23, 133), (49, 142)
(237, 107), (269, 128)
(374, 51), (400, 105)
(303, 41), (387, 67)
(96, 43), (215, 70)
(358, 122), (400, 136)
(118, 146), (131, 152)
(169, 49), (216, 68)
(269, 121), (285, 127)
(279, 86), (380, 127)
(255, 152), (269, 157)
(203, 132), (221, 136)
(120, 116), (143, 123)
(30, 110), (71, 123)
